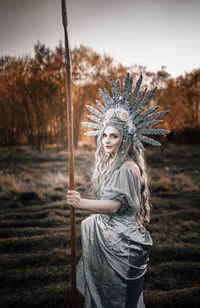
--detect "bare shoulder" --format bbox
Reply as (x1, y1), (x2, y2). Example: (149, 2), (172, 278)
(120, 160), (141, 178)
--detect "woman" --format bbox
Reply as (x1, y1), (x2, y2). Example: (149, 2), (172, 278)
(67, 73), (170, 307)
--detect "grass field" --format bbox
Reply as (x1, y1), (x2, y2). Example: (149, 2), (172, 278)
(0, 142), (200, 307)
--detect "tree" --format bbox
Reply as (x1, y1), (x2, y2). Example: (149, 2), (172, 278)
(177, 69), (200, 129)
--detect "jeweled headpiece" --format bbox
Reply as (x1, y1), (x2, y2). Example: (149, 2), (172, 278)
(81, 73), (170, 151)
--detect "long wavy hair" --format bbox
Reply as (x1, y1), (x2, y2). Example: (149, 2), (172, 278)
(91, 124), (151, 225)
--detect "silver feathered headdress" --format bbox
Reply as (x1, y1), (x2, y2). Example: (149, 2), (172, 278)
(81, 73), (170, 151)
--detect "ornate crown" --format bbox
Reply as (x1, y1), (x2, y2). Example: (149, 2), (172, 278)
(81, 73), (170, 151)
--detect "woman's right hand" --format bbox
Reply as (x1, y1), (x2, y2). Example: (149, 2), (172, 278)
(66, 190), (84, 209)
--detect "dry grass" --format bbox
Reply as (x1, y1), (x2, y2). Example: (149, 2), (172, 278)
(0, 171), (37, 196)
(153, 172), (199, 192)
(0, 170), (88, 203)
(0, 142), (200, 307)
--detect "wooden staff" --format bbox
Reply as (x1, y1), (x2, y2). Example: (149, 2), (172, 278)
(61, 1), (76, 307)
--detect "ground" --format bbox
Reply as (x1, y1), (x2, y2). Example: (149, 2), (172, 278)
(0, 142), (199, 307)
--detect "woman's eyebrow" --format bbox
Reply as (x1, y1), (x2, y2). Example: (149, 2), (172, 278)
(104, 132), (119, 136)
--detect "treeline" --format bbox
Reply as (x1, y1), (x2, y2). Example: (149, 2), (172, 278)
(0, 41), (199, 151)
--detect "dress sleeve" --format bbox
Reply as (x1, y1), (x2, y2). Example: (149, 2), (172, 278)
(100, 167), (141, 213)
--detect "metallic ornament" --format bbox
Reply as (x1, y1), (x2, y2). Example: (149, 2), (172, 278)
(119, 109), (129, 121)
(81, 73), (170, 151)
(105, 109), (115, 119)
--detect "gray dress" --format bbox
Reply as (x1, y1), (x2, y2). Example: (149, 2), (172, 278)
(77, 167), (153, 308)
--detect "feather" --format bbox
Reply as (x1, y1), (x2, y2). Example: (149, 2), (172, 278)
(110, 78), (118, 102)
(98, 88), (107, 105)
(134, 137), (145, 151)
(130, 75), (142, 103)
(132, 88), (147, 113)
(116, 80), (121, 95)
(81, 122), (100, 129)
(104, 88), (114, 107)
(95, 99), (106, 113)
(136, 119), (163, 129)
(138, 134), (161, 146)
(87, 114), (101, 123)
(126, 76), (133, 101)
(144, 109), (170, 122)
(86, 105), (102, 117)
(134, 87), (157, 117)
(84, 130), (100, 136)
(139, 105), (160, 118)
(139, 128), (170, 135)
(122, 73), (130, 103)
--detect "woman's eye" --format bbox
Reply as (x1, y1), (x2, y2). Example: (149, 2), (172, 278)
(103, 134), (118, 138)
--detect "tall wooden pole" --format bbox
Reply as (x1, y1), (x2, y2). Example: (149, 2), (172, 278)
(61, 1), (76, 307)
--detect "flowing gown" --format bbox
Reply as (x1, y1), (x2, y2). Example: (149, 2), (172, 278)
(77, 167), (153, 308)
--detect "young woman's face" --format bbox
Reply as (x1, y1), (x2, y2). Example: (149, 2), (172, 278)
(102, 126), (121, 157)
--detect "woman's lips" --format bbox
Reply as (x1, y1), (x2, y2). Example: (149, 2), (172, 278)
(105, 145), (112, 149)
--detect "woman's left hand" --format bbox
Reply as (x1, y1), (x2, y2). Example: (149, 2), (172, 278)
(66, 190), (83, 209)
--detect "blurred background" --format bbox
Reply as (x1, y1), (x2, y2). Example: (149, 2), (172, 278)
(0, 0), (200, 151)
(0, 0), (199, 307)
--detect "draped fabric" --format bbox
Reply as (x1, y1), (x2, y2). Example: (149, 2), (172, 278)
(101, 168), (141, 216)
(77, 167), (153, 308)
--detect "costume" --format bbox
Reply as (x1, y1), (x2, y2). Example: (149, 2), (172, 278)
(77, 168), (152, 307)
(77, 74), (169, 307)
(81, 73), (170, 151)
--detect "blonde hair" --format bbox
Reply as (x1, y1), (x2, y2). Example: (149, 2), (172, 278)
(91, 125), (151, 225)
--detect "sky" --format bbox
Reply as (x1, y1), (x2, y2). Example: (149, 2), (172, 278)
(0, 0), (200, 77)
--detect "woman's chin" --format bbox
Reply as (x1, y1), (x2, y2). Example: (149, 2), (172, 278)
(104, 149), (114, 155)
